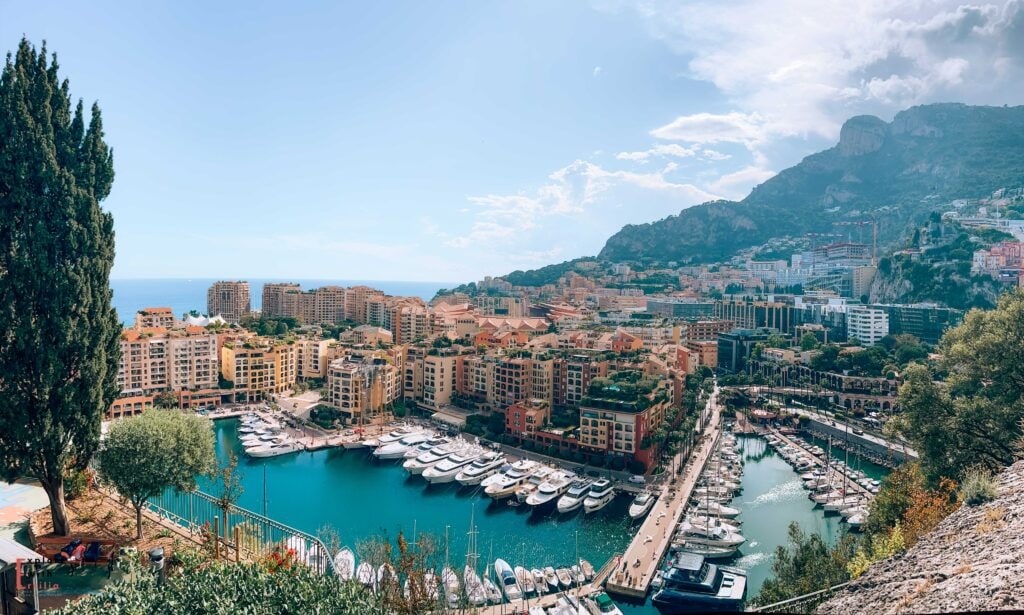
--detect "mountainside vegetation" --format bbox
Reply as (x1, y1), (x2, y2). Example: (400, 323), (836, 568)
(600, 104), (1024, 265)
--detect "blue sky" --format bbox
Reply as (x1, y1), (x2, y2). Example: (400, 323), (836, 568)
(4, 1), (1023, 282)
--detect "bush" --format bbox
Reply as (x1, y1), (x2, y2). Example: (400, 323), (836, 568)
(959, 467), (997, 506)
(609, 457), (626, 471)
(64, 468), (93, 501)
(627, 460), (646, 475)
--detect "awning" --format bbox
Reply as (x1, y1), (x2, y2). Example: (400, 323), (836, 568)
(0, 537), (46, 571)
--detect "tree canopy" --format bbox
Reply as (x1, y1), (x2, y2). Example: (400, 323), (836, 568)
(98, 410), (216, 538)
(0, 38), (120, 535)
(895, 289), (1024, 483)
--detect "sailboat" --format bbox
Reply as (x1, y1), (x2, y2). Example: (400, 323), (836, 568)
(482, 542), (503, 604)
(441, 526), (461, 608)
(463, 507), (487, 606)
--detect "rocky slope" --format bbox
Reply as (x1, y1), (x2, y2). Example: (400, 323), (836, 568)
(599, 103), (1024, 265)
(818, 460), (1024, 614)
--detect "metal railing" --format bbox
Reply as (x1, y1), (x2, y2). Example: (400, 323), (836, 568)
(750, 582), (850, 613)
(146, 488), (334, 575)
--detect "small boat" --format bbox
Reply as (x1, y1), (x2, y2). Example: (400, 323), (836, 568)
(543, 566), (559, 590)
(495, 558), (522, 601)
(583, 479), (615, 514)
(356, 561), (374, 587)
(570, 564), (586, 585)
(442, 566), (461, 608)
(532, 567), (549, 594)
(555, 566), (573, 588)
(629, 491), (657, 520)
(333, 547), (355, 580)
(593, 592), (625, 614)
(515, 566), (536, 595)
(579, 559), (595, 581)
(376, 563), (397, 594)
(464, 565), (487, 606)
(483, 573), (502, 604)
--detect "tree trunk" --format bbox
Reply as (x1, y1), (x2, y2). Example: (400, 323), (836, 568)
(136, 504), (144, 540)
(41, 479), (70, 536)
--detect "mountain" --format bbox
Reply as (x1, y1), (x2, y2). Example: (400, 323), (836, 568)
(599, 103), (1024, 264)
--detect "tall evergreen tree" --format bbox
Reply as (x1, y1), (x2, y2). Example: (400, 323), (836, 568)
(0, 39), (119, 535)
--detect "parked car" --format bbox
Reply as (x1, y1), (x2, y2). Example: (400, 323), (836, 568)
(628, 475), (646, 485)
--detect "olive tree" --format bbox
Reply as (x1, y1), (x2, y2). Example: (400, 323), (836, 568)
(98, 410), (216, 538)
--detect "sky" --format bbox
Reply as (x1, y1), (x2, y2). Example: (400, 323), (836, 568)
(3, 1), (1024, 282)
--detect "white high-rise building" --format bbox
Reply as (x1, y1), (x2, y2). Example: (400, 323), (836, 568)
(847, 306), (889, 346)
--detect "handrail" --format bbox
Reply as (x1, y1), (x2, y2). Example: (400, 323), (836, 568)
(749, 582), (850, 613)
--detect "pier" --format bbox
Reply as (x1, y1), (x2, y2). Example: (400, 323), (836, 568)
(604, 385), (724, 599)
(477, 555), (620, 614)
(764, 427), (874, 498)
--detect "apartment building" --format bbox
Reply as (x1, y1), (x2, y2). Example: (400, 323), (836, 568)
(578, 388), (669, 470)
(220, 338), (297, 401)
(421, 352), (458, 411)
(326, 353), (400, 423)
(296, 338), (333, 380)
(685, 340), (718, 369)
(390, 300), (430, 344)
(135, 307), (176, 329)
(262, 283), (303, 319)
(110, 323), (219, 418)
(346, 285), (386, 324)
(554, 355), (608, 408)
(456, 354), (494, 406)
(847, 306), (889, 346)
(685, 319), (734, 341)
(207, 280), (251, 323)
(505, 399), (550, 440)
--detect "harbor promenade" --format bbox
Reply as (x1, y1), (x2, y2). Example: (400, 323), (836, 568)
(604, 386), (724, 599)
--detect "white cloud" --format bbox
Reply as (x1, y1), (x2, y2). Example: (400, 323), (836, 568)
(593, 66), (603, 77)
(650, 111), (769, 146)
(707, 165), (777, 199)
(615, 143), (700, 162)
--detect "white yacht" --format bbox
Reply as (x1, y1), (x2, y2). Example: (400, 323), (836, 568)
(247, 440), (302, 458)
(485, 465), (546, 500)
(403, 442), (462, 475)
(556, 479), (593, 514)
(423, 450), (483, 484)
(526, 471), (573, 508)
(403, 436), (450, 459)
(628, 491), (657, 520)
(677, 521), (745, 548)
(494, 558), (522, 601)
(455, 453), (507, 486)
(373, 432), (434, 460)
(362, 427), (414, 448)
(515, 467), (556, 504)
(333, 547), (355, 580)
(582, 479), (615, 514)
(480, 459), (535, 489)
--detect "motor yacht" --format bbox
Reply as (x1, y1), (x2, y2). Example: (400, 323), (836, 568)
(247, 440), (302, 458)
(592, 592), (625, 615)
(629, 491), (657, 520)
(362, 427), (414, 448)
(555, 567), (573, 588)
(531, 568), (548, 594)
(514, 467), (555, 503)
(484, 465), (539, 499)
(583, 479), (615, 514)
(570, 564), (586, 585)
(685, 516), (741, 535)
(580, 559), (595, 581)
(525, 471), (573, 508)
(455, 453), (507, 486)
(672, 541), (739, 560)
(556, 479), (593, 514)
(543, 566), (559, 589)
(651, 552), (746, 614)
(373, 432), (434, 460)
(480, 459), (536, 489)
(423, 450), (483, 484)
(494, 558), (522, 601)
(403, 443), (462, 475)
(678, 522), (745, 548)
(403, 436), (450, 459)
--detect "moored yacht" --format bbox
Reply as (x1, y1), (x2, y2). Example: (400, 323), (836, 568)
(455, 453), (507, 486)
(494, 558), (522, 601)
(525, 470), (573, 508)
(247, 440), (302, 458)
(677, 522), (745, 548)
(373, 432), (434, 460)
(556, 479), (593, 514)
(582, 479), (615, 514)
(423, 450), (482, 484)
(651, 552), (746, 613)
(629, 491), (657, 520)
(484, 465), (540, 499)
(403, 442), (462, 475)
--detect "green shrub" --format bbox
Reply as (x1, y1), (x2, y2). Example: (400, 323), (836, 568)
(959, 467), (997, 506)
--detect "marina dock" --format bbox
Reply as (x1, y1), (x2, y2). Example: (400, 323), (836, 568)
(477, 555), (620, 614)
(765, 426), (874, 498)
(604, 387), (724, 599)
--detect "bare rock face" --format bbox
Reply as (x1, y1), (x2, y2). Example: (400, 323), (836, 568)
(838, 115), (888, 156)
(817, 461), (1024, 615)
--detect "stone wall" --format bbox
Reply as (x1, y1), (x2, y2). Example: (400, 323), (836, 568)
(817, 460), (1024, 614)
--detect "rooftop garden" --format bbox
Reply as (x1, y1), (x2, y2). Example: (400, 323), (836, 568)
(580, 370), (661, 411)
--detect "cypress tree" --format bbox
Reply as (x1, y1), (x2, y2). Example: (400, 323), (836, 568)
(0, 39), (119, 535)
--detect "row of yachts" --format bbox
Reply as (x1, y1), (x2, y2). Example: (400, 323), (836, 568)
(238, 413), (304, 458)
(765, 433), (878, 530)
(363, 427), (622, 515)
(332, 547), (621, 613)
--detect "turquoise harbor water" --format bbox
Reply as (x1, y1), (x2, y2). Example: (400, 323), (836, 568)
(197, 421), (890, 612)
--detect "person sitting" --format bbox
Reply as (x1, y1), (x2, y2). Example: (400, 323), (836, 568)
(54, 538), (82, 562)
(66, 542), (87, 563)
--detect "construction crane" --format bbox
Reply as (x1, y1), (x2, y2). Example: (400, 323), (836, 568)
(833, 220), (878, 264)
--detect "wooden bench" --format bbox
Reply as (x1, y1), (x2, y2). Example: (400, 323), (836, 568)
(33, 537), (119, 567)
